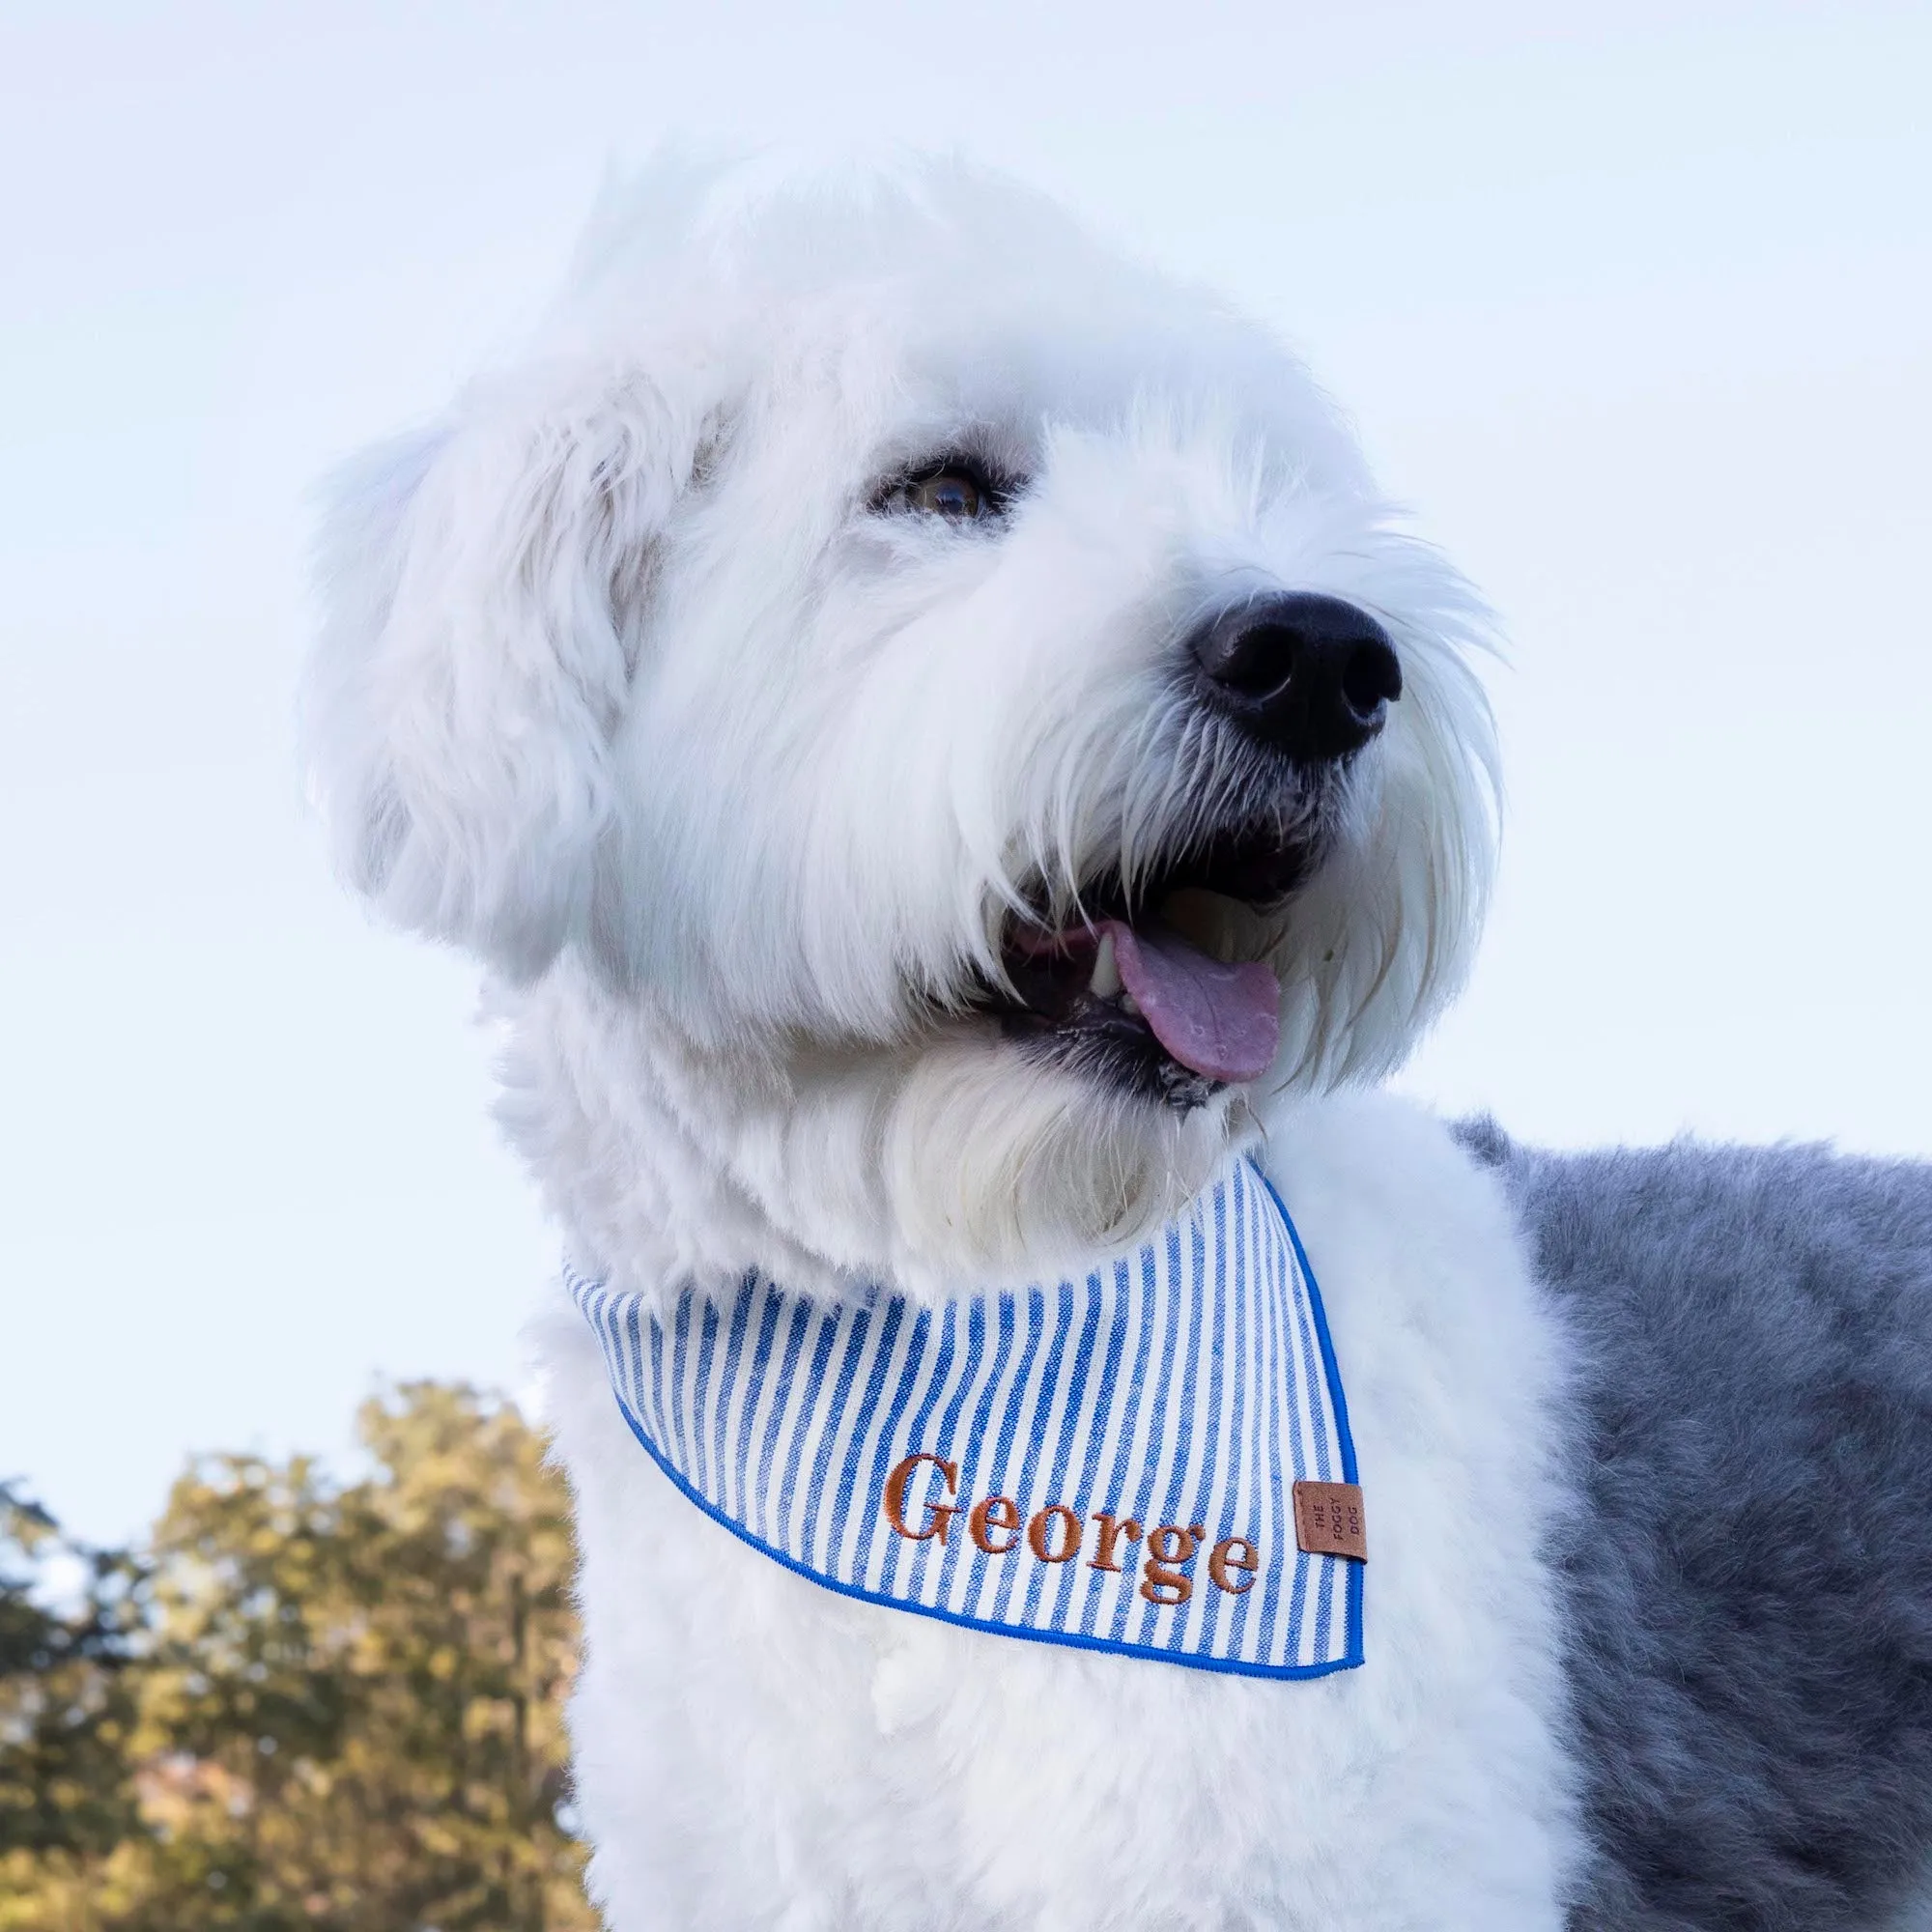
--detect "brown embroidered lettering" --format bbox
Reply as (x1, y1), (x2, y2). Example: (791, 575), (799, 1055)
(1140, 1523), (1200, 1605)
(1088, 1512), (1143, 1572)
(881, 1463), (1304, 1594)
(968, 1494), (1022, 1555)
(884, 1453), (959, 1546)
(1208, 1535), (1259, 1594)
(1027, 1504), (1082, 1563)
(1293, 1480), (1367, 1561)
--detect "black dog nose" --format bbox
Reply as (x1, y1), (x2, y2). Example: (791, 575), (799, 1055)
(1190, 591), (1403, 760)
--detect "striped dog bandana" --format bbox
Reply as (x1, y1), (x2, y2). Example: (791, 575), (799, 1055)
(568, 1157), (1363, 1679)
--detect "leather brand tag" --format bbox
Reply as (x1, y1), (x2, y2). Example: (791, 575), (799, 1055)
(1293, 1480), (1367, 1562)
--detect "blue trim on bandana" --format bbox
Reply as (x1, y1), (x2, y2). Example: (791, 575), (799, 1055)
(571, 1157), (1365, 1680)
(1263, 1166), (1366, 1666)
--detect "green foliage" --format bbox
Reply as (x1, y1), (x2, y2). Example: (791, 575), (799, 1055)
(0, 1388), (596, 1932)
(0, 1486), (144, 1868)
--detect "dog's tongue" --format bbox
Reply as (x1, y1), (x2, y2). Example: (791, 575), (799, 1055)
(1100, 921), (1280, 1085)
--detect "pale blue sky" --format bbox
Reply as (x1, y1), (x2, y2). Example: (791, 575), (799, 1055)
(4, 0), (1929, 1546)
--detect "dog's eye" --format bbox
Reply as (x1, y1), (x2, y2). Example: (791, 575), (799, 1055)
(908, 469), (983, 520)
(876, 458), (1013, 524)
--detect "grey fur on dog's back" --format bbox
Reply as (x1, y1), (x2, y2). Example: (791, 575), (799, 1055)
(1462, 1122), (1932, 1929)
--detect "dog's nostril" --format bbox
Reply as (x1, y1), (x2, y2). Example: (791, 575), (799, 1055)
(1339, 635), (1404, 719)
(1190, 591), (1401, 761)
(1199, 622), (1300, 699)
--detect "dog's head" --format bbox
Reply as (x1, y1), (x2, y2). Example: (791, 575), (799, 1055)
(307, 154), (1496, 1291)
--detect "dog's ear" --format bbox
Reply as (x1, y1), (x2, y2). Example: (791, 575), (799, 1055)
(303, 367), (697, 976)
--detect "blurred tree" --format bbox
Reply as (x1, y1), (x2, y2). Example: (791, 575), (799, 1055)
(0, 1388), (595, 1932)
(0, 1484), (146, 1929)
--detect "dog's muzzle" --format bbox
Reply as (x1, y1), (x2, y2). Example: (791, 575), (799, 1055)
(1189, 592), (1402, 762)
(982, 591), (1401, 1109)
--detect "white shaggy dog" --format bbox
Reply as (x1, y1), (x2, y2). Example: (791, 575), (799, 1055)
(310, 156), (1932, 1930)
(307, 151), (1572, 1929)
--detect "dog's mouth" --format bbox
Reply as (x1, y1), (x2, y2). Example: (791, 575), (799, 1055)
(988, 827), (1315, 1108)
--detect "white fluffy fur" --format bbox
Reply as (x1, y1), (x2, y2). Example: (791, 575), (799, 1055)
(539, 1094), (1577, 1929)
(307, 153), (1581, 1925)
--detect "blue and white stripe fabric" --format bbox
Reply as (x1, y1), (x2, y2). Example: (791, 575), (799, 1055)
(568, 1157), (1363, 1678)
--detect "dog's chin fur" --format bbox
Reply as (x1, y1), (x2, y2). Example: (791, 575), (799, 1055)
(497, 956), (1253, 1306)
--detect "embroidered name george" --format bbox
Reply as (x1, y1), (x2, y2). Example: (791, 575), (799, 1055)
(883, 1451), (1261, 1606)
